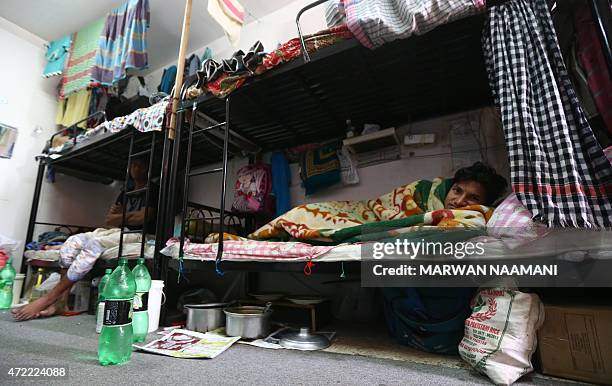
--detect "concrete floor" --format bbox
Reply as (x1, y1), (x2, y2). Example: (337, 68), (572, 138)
(0, 311), (580, 386)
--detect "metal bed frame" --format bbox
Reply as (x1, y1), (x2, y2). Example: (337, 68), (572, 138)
(155, 0), (612, 321)
(22, 110), (172, 278)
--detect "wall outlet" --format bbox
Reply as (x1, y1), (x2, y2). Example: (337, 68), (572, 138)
(404, 133), (435, 145)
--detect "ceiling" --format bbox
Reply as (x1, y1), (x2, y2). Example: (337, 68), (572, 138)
(0, 0), (290, 72)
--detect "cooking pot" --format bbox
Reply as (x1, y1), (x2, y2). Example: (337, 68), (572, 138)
(224, 303), (273, 339)
(184, 303), (228, 332)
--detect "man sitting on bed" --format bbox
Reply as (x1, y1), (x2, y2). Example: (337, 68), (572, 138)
(13, 156), (158, 321)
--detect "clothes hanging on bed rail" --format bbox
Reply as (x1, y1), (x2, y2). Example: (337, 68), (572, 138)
(483, 0), (612, 228)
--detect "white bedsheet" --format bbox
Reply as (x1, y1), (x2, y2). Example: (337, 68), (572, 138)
(25, 242), (155, 263)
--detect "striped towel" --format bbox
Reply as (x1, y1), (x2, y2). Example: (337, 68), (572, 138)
(92, 0), (150, 85)
(61, 18), (105, 97)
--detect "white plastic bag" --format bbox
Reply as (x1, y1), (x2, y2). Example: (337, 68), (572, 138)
(337, 146), (359, 185)
(459, 288), (544, 385)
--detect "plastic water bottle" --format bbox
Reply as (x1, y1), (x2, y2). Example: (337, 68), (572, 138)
(132, 258), (151, 343)
(0, 258), (17, 309)
(96, 269), (113, 334)
(98, 258), (136, 366)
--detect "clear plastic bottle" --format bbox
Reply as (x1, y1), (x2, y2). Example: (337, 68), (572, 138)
(29, 268), (47, 302)
(346, 119), (356, 138)
(98, 258), (136, 366)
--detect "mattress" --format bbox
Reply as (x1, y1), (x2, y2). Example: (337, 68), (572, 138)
(163, 229), (612, 263)
(25, 242), (155, 263)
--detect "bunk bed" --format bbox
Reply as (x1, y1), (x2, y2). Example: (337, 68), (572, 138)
(157, 0), (612, 282)
(22, 104), (171, 279)
(159, 4), (498, 279)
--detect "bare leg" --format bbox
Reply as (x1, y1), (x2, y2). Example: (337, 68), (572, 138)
(12, 269), (73, 321)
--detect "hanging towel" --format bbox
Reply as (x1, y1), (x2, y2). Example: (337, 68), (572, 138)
(61, 18), (105, 97)
(43, 34), (72, 78)
(271, 151), (292, 216)
(208, 0), (245, 47)
(482, 0), (612, 228)
(92, 0), (150, 85)
(56, 89), (92, 128)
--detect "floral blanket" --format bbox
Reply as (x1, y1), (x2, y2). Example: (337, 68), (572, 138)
(249, 178), (493, 244)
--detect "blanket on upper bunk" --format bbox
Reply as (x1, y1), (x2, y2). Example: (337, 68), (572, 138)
(343, 0), (486, 49)
(221, 178), (493, 244)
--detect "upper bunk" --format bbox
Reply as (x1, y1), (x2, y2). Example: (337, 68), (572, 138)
(43, 103), (169, 183)
(178, 12), (493, 165)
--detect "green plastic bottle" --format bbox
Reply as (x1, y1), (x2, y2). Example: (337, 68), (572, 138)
(0, 259), (17, 309)
(98, 258), (136, 366)
(96, 269), (113, 334)
(132, 258), (151, 343)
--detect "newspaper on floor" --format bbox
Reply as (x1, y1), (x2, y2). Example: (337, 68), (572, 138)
(134, 329), (239, 359)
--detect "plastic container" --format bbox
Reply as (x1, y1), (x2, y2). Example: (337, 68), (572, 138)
(12, 273), (25, 306)
(148, 280), (165, 333)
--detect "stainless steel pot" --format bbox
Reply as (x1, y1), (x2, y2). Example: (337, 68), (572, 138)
(184, 303), (228, 333)
(224, 304), (273, 339)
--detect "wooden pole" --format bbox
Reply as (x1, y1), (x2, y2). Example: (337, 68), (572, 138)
(169, 0), (194, 140)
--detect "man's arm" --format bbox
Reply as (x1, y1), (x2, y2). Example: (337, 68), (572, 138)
(105, 207), (156, 227)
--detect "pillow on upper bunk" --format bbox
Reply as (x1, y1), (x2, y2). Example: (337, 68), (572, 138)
(486, 193), (550, 249)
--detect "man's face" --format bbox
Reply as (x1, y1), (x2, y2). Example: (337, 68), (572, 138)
(129, 159), (148, 181)
(444, 180), (487, 209)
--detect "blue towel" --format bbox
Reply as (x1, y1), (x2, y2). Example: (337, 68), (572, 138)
(271, 151), (291, 216)
(43, 34), (72, 78)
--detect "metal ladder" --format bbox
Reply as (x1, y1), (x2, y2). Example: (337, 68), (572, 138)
(117, 129), (158, 260)
(178, 99), (231, 274)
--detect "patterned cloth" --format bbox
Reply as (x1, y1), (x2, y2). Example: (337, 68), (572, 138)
(162, 238), (334, 262)
(260, 25), (353, 72)
(250, 178), (493, 243)
(96, 98), (169, 133)
(574, 4), (612, 135)
(343, 0), (485, 49)
(300, 145), (341, 195)
(486, 194), (550, 249)
(59, 228), (141, 282)
(483, 0), (612, 228)
(92, 0), (150, 85)
(61, 18), (105, 97)
(43, 34), (72, 78)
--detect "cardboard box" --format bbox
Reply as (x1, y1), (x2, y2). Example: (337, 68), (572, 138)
(537, 304), (612, 385)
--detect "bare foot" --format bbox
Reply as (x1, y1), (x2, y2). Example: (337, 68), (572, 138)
(12, 298), (53, 321)
(37, 303), (58, 318)
(43, 245), (62, 250)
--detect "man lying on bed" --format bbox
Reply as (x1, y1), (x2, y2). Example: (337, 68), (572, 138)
(13, 156), (158, 321)
(207, 162), (508, 244)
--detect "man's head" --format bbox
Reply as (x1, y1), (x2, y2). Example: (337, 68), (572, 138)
(129, 156), (149, 183)
(444, 162), (508, 209)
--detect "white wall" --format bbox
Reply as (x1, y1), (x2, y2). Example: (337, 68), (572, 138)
(187, 107), (509, 211)
(132, 0), (327, 94)
(0, 17), (117, 269)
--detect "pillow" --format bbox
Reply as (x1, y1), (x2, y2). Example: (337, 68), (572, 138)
(486, 193), (549, 249)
